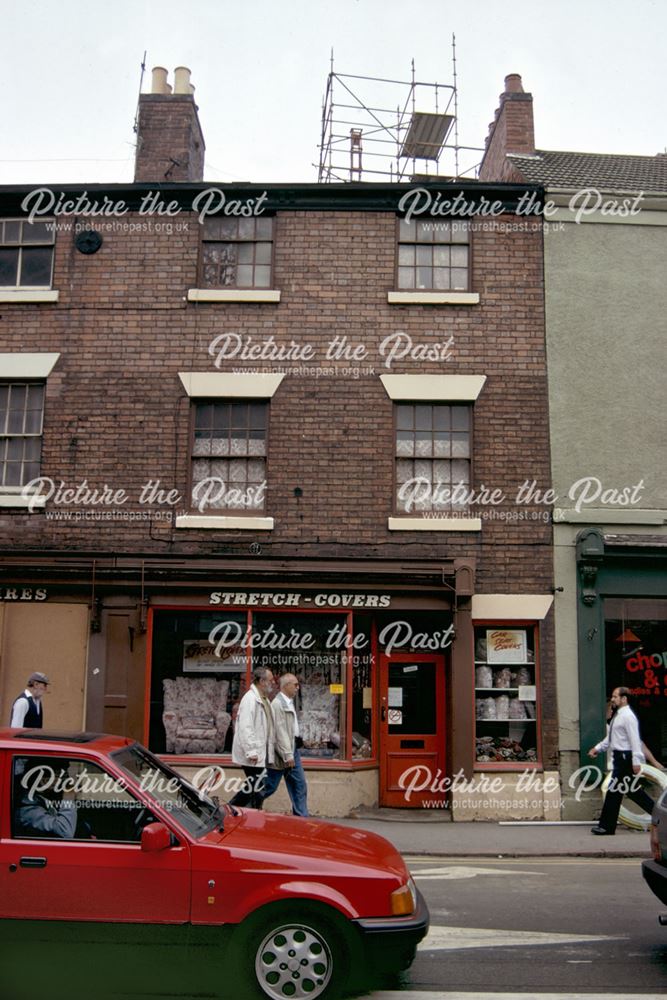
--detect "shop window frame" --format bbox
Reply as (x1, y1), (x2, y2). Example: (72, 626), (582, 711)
(472, 620), (542, 771)
(145, 605), (378, 771)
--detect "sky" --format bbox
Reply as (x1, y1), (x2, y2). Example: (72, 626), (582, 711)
(1, 0), (665, 187)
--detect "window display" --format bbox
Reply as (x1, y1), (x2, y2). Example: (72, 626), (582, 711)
(149, 607), (378, 762)
(604, 598), (667, 764)
(474, 625), (538, 764)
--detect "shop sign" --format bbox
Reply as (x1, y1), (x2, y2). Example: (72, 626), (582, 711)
(0, 586), (48, 602)
(486, 629), (528, 664)
(209, 591), (392, 609)
(183, 640), (245, 673)
(626, 649), (667, 697)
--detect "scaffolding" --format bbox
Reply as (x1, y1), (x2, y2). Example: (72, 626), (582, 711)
(317, 38), (483, 183)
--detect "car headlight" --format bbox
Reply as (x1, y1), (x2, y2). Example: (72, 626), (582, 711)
(390, 877), (417, 916)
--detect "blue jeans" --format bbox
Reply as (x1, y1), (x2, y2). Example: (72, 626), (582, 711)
(263, 750), (309, 816)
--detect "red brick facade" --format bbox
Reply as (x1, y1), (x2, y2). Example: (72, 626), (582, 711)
(0, 84), (557, 803)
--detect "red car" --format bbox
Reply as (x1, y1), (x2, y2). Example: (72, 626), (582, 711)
(0, 729), (428, 1000)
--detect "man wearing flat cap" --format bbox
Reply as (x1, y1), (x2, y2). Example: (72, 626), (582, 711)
(10, 672), (50, 728)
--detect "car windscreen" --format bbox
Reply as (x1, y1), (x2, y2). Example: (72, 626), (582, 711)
(111, 744), (221, 838)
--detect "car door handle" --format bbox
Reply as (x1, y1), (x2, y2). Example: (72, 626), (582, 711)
(19, 857), (47, 868)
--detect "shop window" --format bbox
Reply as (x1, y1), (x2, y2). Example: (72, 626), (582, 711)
(397, 218), (469, 291)
(190, 400), (267, 513)
(474, 625), (539, 766)
(603, 598), (667, 764)
(149, 610), (248, 755)
(0, 382), (44, 487)
(149, 607), (377, 763)
(0, 219), (55, 288)
(395, 402), (471, 514)
(200, 216), (274, 289)
(252, 612), (348, 761)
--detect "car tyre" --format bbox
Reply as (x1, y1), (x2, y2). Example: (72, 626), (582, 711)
(230, 902), (354, 1000)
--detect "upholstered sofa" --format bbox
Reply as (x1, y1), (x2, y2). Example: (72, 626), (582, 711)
(162, 677), (231, 754)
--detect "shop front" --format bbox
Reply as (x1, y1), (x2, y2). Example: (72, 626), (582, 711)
(577, 529), (667, 772)
(0, 556), (558, 819)
(145, 590), (456, 813)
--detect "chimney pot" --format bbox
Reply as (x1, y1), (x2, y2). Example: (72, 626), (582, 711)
(135, 64), (205, 182)
(173, 66), (192, 95)
(151, 67), (171, 95)
(504, 74), (524, 94)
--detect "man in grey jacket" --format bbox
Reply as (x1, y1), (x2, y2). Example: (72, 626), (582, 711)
(263, 673), (309, 817)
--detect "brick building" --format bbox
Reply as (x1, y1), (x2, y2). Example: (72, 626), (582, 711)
(0, 68), (557, 818)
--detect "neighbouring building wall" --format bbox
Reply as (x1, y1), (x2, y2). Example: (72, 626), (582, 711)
(545, 208), (667, 817)
(546, 216), (667, 513)
(0, 602), (89, 728)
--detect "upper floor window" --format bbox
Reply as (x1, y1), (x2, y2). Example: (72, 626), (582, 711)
(200, 217), (274, 289)
(397, 219), (469, 291)
(0, 382), (44, 487)
(190, 400), (268, 513)
(0, 220), (55, 288)
(395, 402), (472, 514)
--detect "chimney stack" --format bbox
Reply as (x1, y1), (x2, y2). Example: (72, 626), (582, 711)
(134, 66), (205, 183)
(478, 74), (535, 182)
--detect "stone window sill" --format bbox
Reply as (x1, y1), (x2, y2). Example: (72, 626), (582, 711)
(388, 516), (481, 532)
(175, 514), (274, 530)
(0, 493), (45, 509)
(187, 289), (281, 304)
(387, 291), (479, 305)
(0, 289), (59, 303)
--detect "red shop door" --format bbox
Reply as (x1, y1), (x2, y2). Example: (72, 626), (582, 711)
(379, 654), (446, 808)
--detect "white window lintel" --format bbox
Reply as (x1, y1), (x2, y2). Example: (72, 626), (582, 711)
(178, 373), (285, 398)
(0, 352), (60, 378)
(381, 374), (487, 401)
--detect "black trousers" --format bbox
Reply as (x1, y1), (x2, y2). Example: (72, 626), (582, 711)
(598, 750), (655, 833)
(228, 766), (267, 809)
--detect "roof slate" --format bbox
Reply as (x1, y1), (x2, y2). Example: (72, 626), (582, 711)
(507, 149), (667, 192)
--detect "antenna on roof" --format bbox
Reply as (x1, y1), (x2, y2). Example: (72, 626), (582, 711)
(133, 51), (148, 135)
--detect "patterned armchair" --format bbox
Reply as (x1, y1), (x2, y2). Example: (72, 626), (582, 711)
(299, 682), (340, 749)
(162, 677), (231, 754)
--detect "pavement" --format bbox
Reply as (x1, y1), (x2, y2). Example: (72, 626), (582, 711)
(326, 810), (651, 858)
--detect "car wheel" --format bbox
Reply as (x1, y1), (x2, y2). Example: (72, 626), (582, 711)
(233, 904), (352, 1000)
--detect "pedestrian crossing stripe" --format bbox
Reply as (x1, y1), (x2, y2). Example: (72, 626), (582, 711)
(370, 994), (654, 1000)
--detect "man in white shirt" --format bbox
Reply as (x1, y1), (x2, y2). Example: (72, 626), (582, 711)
(588, 686), (655, 835)
(10, 672), (50, 728)
(263, 673), (309, 817)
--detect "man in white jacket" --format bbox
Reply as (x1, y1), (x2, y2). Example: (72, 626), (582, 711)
(263, 673), (309, 817)
(229, 668), (275, 809)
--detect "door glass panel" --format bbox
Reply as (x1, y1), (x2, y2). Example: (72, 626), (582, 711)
(388, 661), (436, 734)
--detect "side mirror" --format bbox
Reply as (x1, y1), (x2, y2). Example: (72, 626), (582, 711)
(141, 822), (172, 852)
